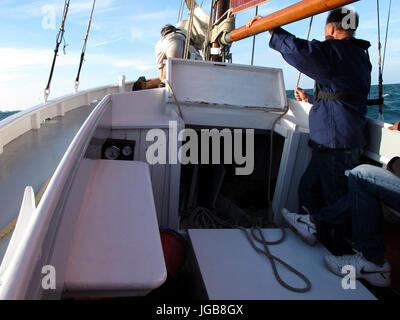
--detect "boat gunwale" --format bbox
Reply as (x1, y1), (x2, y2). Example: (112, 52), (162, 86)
(0, 95), (113, 299)
(0, 80), (134, 154)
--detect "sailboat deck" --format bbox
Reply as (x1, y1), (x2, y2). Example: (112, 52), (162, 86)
(189, 228), (376, 300)
(0, 105), (94, 262)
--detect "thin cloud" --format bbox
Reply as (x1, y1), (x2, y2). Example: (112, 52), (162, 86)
(89, 37), (124, 48)
(132, 8), (177, 22)
(114, 60), (154, 71)
(0, 0), (117, 19)
(0, 46), (155, 71)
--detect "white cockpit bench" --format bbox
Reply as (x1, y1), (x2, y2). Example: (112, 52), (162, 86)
(189, 229), (376, 300)
(64, 160), (167, 298)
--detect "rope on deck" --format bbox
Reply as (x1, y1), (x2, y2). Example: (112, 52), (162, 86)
(185, 206), (312, 293)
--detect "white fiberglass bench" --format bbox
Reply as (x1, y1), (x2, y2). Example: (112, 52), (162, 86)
(64, 160), (167, 298)
(189, 229), (376, 300)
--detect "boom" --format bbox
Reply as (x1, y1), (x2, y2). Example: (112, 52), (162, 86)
(228, 0), (360, 42)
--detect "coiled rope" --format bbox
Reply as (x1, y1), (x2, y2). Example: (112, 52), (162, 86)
(185, 206), (312, 293)
(239, 227), (312, 293)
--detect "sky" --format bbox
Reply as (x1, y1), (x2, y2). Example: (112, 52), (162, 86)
(0, 0), (399, 111)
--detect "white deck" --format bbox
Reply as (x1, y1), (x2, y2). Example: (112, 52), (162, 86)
(189, 228), (376, 300)
(0, 60), (397, 299)
(0, 106), (94, 263)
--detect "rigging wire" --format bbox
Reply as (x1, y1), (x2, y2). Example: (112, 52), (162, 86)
(250, 6), (259, 66)
(376, 0), (384, 120)
(296, 16), (313, 88)
(177, 0), (184, 23)
(382, 0), (392, 73)
(184, 0), (196, 59)
(75, 0), (96, 93)
(44, 0), (71, 102)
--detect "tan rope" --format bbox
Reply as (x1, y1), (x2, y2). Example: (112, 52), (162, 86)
(164, 79), (184, 121)
(184, 0), (196, 59)
(296, 16), (314, 88)
(177, 0), (184, 23)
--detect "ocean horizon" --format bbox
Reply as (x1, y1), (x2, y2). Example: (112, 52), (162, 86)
(1, 83), (400, 124)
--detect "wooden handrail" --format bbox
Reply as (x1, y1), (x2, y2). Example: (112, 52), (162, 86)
(229, 0), (360, 42)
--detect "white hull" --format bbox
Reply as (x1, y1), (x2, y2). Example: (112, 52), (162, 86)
(0, 58), (399, 300)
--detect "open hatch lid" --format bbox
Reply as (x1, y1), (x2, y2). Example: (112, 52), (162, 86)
(166, 58), (288, 111)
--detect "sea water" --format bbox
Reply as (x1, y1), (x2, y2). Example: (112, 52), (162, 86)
(286, 83), (400, 125)
(1, 84), (400, 123)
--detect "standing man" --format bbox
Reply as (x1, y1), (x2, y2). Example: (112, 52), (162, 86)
(247, 9), (371, 247)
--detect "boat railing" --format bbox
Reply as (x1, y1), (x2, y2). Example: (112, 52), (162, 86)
(0, 76), (133, 155)
(0, 94), (113, 299)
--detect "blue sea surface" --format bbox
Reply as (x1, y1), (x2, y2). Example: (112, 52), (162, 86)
(0, 110), (19, 121)
(286, 83), (400, 125)
(1, 84), (399, 123)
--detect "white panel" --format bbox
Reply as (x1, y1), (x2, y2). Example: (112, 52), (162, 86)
(169, 104), (283, 130)
(138, 129), (168, 224)
(110, 130), (126, 140)
(126, 130), (141, 160)
(189, 229), (375, 300)
(111, 89), (171, 129)
(167, 59), (287, 110)
(39, 107), (58, 121)
(2, 117), (32, 148)
(366, 119), (400, 164)
(285, 99), (312, 129)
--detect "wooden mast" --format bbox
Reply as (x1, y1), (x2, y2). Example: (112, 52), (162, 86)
(211, 0), (230, 62)
(229, 0), (360, 42)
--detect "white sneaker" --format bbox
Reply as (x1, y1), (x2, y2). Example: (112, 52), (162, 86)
(281, 208), (317, 245)
(324, 253), (391, 287)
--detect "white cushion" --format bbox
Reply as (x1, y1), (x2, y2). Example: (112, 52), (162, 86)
(64, 160), (166, 297)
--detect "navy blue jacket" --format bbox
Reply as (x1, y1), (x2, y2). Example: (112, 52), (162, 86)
(270, 27), (371, 150)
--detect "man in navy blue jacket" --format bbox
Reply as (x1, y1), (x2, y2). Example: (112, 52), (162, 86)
(248, 7), (371, 223)
(246, 8), (393, 286)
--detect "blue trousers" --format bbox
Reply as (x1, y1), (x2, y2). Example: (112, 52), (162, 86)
(299, 148), (363, 214)
(313, 164), (400, 262)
